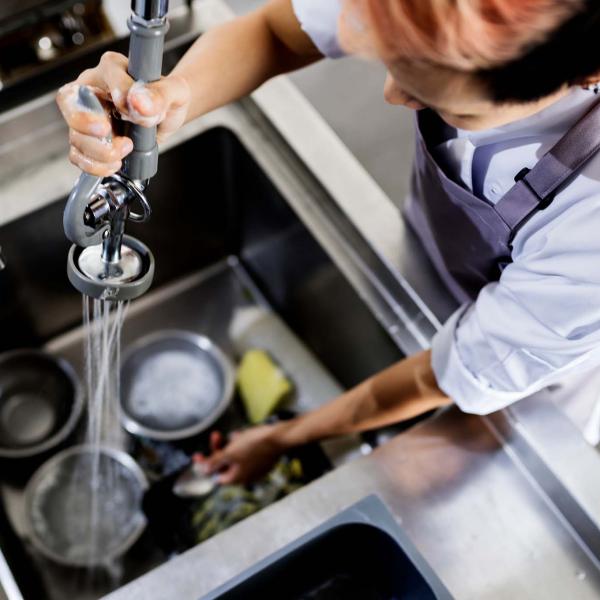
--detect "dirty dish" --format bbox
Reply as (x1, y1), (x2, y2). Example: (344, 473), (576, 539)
(120, 330), (235, 440)
(0, 350), (82, 459)
(173, 460), (219, 499)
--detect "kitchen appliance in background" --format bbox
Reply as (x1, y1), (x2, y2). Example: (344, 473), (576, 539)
(0, 0), (122, 170)
(0, 0), (114, 91)
(0, 0), (190, 112)
(0, 0), (191, 207)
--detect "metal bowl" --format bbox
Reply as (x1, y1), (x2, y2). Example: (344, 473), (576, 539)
(24, 445), (148, 567)
(120, 330), (235, 441)
(0, 350), (83, 459)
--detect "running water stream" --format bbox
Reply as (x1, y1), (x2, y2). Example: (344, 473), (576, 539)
(83, 296), (127, 454)
(78, 296), (129, 567)
(29, 297), (145, 585)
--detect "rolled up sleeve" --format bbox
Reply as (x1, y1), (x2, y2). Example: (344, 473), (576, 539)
(291, 0), (345, 58)
(432, 304), (538, 414)
(431, 193), (600, 415)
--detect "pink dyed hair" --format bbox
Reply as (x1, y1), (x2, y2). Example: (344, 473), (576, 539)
(347, 0), (584, 71)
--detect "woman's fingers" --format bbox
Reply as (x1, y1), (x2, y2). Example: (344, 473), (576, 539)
(69, 130), (133, 164)
(127, 83), (166, 126)
(68, 146), (122, 177)
(77, 52), (133, 114)
(127, 74), (191, 131)
(154, 75), (191, 140)
(58, 51), (189, 176)
(217, 464), (241, 485)
(203, 449), (230, 474)
(57, 52), (135, 140)
(58, 52), (192, 179)
(57, 83), (112, 138)
(192, 452), (205, 464)
(209, 430), (224, 453)
(129, 75), (190, 116)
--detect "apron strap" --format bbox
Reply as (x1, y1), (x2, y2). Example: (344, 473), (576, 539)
(496, 98), (600, 231)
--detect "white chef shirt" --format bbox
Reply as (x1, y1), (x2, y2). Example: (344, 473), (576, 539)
(292, 0), (600, 416)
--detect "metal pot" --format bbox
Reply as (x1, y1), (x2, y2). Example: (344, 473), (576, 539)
(0, 350), (83, 460)
(120, 330), (235, 441)
(24, 444), (148, 567)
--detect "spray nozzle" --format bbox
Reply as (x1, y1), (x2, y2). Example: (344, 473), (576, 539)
(65, 165), (155, 301)
(64, 174), (155, 301)
(63, 1), (169, 301)
(63, 88), (155, 301)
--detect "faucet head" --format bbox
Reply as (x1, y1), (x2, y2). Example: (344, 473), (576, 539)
(62, 76), (164, 302)
(67, 235), (154, 302)
(64, 173), (154, 301)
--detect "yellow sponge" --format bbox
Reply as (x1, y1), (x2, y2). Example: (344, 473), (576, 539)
(237, 349), (293, 424)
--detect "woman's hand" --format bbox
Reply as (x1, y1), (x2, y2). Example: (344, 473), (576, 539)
(56, 51), (191, 177)
(198, 427), (288, 485)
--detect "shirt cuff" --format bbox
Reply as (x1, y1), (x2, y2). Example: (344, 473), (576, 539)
(291, 0), (346, 59)
(431, 306), (526, 415)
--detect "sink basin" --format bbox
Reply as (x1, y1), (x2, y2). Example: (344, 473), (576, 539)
(203, 495), (452, 600)
(0, 125), (402, 386)
(0, 124), (405, 598)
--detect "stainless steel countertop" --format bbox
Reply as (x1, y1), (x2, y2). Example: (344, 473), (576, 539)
(2, 1), (600, 598)
(106, 408), (600, 600)
(0, 550), (21, 600)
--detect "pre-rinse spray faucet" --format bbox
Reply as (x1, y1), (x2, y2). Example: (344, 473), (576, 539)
(63, 0), (169, 301)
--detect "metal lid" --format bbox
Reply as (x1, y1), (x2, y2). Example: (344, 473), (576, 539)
(67, 235), (155, 301)
(78, 243), (144, 285)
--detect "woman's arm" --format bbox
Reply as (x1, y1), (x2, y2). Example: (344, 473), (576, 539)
(172, 0), (322, 121)
(275, 350), (451, 447)
(56, 0), (322, 176)
(202, 350), (452, 484)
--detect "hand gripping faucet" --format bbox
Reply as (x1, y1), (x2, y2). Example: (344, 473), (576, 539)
(63, 0), (169, 301)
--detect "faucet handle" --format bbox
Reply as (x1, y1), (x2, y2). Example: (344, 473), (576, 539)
(122, 4), (169, 182)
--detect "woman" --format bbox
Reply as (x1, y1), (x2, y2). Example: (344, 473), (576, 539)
(58, 0), (600, 483)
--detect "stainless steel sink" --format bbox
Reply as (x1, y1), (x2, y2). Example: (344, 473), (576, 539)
(203, 495), (452, 600)
(0, 124), (407, 599)
(0, 125), (403, 380)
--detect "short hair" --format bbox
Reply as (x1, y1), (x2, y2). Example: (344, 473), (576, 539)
(361, 0), (600, 103)
(479, 1), (600, 102)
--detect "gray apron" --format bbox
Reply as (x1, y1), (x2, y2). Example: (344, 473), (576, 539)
(404, 102), (600, 303)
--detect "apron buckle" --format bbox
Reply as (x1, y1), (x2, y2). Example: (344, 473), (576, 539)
(514, 168), (555, 210)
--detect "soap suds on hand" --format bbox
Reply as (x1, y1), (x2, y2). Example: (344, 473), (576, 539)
(125, 81), (166, 128)
(60, 83), (96, 114)
(111, 88), (124, 105)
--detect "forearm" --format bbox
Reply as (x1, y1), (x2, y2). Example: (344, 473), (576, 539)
(172, 0), (321, 122)
(273, 350), (452, 448)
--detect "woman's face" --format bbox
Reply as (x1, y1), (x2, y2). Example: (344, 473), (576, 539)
(338, 0), (570, 131)
(382, 59), (569, 131)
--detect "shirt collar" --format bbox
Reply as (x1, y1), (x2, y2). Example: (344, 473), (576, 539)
(454, 88), (600, 147)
